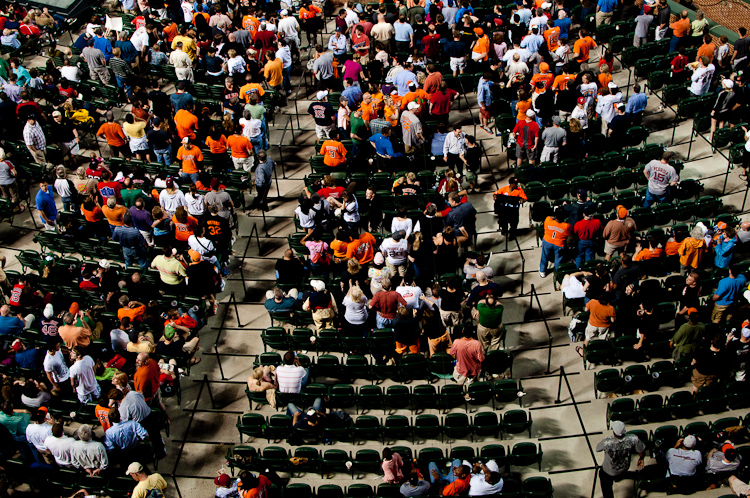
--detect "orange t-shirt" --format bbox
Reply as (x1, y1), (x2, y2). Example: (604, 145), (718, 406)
(597, 72), (613, 89)
(206, 135), (228, 154)
(384, 105), (398, 126)
(81, 205), (104, 222)
(516, 99), (532, 121)
(242, 15), (260, 39)
(95, 404), (111, 431)
(665, 240), (680, 255)
(320, 140), (347, 167)
(531, 72), (554, 92)
(544, 27), (560, 51)
(361, 101), (375, 122)
(176, 145), (204, 174)
(299, 5), (322, 20)
(670, 18), (690, 38)
(227, 134), (253, 158)
(174, 109), (198, 140)
(543, 216), (571, 247)
(118, 304), (146, 322)
(587, 299), (616, 327)
(574, 36), (596, 63)
(264, 58), (283, 87)
(633, 247), (663, 261)
(330, 239), (350, 258)
(163, 23), (178, 43)
(494, 185), (527, 200)
(552, 73), (572, 91)
(370, 92), (385, 110)
(472, 35), (490, 60)
(697, 42), (717, 63)
(345, 232), (376, 264)
(172, 214), (199, 241)
(193, 12), (209, 25)
(442, 476), (470, 496)
(400, 89), (429, 111)
(102, 204), (127, 226)
(239, 83), (265, 102)
(96, 122), (127, 147)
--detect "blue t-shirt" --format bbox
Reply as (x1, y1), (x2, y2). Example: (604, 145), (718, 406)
(369, 133), (394, 156)
(598, 0), (618, 13)
(715, 274), (747, 306)
(554, 17), (572, 38)
(35, 188), (57, 224)
(0, 315), (24, 335)
(444, 40), (466, 59)
(394, 21), (413, 42)
(393, 70), (417, 96)
(341, 86), (363, 108)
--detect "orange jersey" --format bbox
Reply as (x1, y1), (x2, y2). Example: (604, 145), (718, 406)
(400, 89), (429, 111)
(205, 134), (228, 154)
(299, 5), (322, 20)
(552, 73), (572, 91)
(597, 72), (612, 89)
(320, 140), (347, 167)
(494, 185), (527, 200)
(243, 15), (259, 39)
(472, 35), (490, 60)
(543, 216), (571, 247)
(370, 92), (384, 110)
(574, 36), (596, 63)
(531, 72), (554, 92)
(544, 27), (560, 51)
(176, 145), (204, 174)
(361, 101), (376, 122)
(172, 215), (199, 241)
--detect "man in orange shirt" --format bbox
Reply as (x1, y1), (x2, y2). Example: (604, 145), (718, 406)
(133, 352), (161, 403)
(493, 177), (527, 239)
(572, 28), (596, 71)
(471, 27), (489, 62)
(102, 197), (127, 235)
(299, 1), (323, 47)
(696, 33), (717, 63)
(263, 49), (285, 107)
(540, 207), (571, 277)
(174, 102), (198, 140)
(400, 81), (429, 114)
(96, 111), (129, 158)
(227, 125), (254, 172)
(242, 7), (260, 41)
(239, 73), (265, 103)
(319, 128), (347, 167)
(176, 137), (204, 183)
(551, 65), (573, 93)
(544, 25), (560, 51)
(345, 231), (376, 264)
(531, 62), (554, 92)
(117, 296), (147, 323)
(669, 10), (691, 52)
(428, 460), (471, 496)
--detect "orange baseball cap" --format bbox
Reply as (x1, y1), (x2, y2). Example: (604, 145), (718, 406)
(617, 205), (628, 218)
(69, 302), (79, 314)
(717, 221), (727, 229)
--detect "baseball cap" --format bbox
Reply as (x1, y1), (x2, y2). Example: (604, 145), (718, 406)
(43, 303), (54, 319)
(415, 14), (423, 22)
(540, 62), (549, 72)
(408, 81), (417, 89)
(526, 109), (536, 117)
(577, 188), (587, 197)
(473, 27), (484, 36)
(188, 249), (202, 262)
(100, 259), (110, 269)
(687, 307), (699, 316)
(11, 339), (22, 352)
(643, 4), (651, 13)
(182, 137), (190, 143)
(617, 205), (628, 218)
(153, 116), (162, 126)
(683, 435), (697, 449)
(126, 462), (144, 475)
(717, 221), (728, 229)
(335, 25), (344, 32)
(214, 474), (232, 488)
(608, 82), (618, 89)
(724, 79), (735, 89)
(611, 420), (626, 436)
(743, 327), (750, 339)
(577, 96), (586, 105)
(616, 103), (626, 111)
(509, 176), (519, 184)
(407, 101), (420, 110)
(165, 177), (175, 188)
(392, 230), (406, 241)
(176, 81), (187, 90)
(69, 302), (79, 314)
(374, 252), (385, 265)
(552, 116), (561, 125)
(583, 205), (596, 216)
(215, 474), (231, 487)
(541, 1), (552, 7)
(316, 90), (329, 100)
(163, 324), (176, 340)
(52, 110), (61, 117)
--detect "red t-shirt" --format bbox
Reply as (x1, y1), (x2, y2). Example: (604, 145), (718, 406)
(512, 120), (540, 148)
(317, 186), (345, 199)
(574, 218), (603, 241)
(671, 55), (688, 73)
(430, 89), (457, 115)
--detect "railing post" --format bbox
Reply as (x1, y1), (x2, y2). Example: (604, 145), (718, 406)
(555, 365), (565, 404)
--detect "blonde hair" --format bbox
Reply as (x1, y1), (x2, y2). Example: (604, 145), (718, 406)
(228, 49), (237, 58)
(113, 371), (129, 388)
(250, 366), (264, 385)
(347, 258), (361, 275)
(349, 286), (363, 302)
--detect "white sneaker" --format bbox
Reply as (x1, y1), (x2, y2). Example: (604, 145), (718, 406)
(539, 271), (547, 278)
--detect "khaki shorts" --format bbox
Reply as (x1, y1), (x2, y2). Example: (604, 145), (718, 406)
(731, 477), (750, 496)
(604, 241), (626, 256)
(585, 325), (610, 342)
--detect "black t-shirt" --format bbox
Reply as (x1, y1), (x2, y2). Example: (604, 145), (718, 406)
(275, 258), (306, 284)
(49, 120), (76, 143)
(203, 215), (231, 246)
(679, 284), (701, 310)
(439, 288), (463, 311)
(464, 146), (481, 172)
(657, 6), (671, 26)
(417, 216), (444, 241)
(613, 265), (642, 300)
(393, 315), (419, 345)
(727, 339), (750, 378)
(394, 183), (421, 196)
(308, 102), (335, 126)
(147, 129), (171, 150)
(157, 338), (186, 358)
(187, 261), (217, 295)
(148, 90), (171, 118)
(735, 36), (750, 61)
(694, 346), (727, 376)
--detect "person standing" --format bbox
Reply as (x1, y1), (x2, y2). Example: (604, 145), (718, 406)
(711, 264), (747, 324)
(643, 151), (679, 207)
(540, 116), (567, 163)
(0, 148), (21, 211)
(263, 50), (285, 107)
(574, 205), (603, 268)
(539, 208), (571, 277)
(35, 180), (57, 232)
(113, 213), (149, 268)
(251, 151), (274, 210)
(477, 72), (493, 133)
(596, 421), (646, 498)
(127, 462), (168, 498)
(493, 177), (526, 240)
(512, 110), (540, 168)
(450, 326), (485, 385)
(23, 115), (47, 165)
(602, 206), (637, 262)
(474, 295), (504, 351)
(69, 348), (101, 404)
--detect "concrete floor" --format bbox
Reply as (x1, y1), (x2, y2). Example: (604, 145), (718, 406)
(2, 14), (749, 498)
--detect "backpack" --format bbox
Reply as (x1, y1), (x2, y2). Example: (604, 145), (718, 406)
(144, 487), (165, 498)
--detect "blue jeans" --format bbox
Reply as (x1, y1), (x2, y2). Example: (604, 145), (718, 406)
(123, 247), (148, 268)
(115, 75), (131, 96)
(643, 189), (669, 207)
(669, 35), (682, 53)
(576, 239), (596, 268)
(287, 396), (322, 417)
(154, 148), (172, 166)
(540, 240), (564, 273)
(376, 314), (393, 329)
(428, 459), (462, 484)
(61, 196), (72, 212)
(179, 306), (204, 331)
(181, 172), (200, 184)
(282, 65), (291, 92)
(249, 135), (263, 151)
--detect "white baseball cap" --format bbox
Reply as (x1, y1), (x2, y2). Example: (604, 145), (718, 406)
(683, 435), (697, 449)
(316, 90), (329, 100)
(99, 259), (110, 269)
(407, 101), (420, 110)
(526, 109), (536, 117)
(611, 420), (626, 436)
(280, 9), (288, 15)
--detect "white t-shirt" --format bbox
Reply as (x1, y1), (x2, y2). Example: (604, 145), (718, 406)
(380, 238), (408, 265)
(390, 218), (413, 239)
(45, 435), (75, 466)
(111, 328), (130, 353)
(469, 475), (504, 496)
(185, 192), (206, 216)
(181, 1), (194, 23)
(343, 294), (368, 324)
(188, 235), (218, 264)
(26, 423), (53, 451)
(43, 350), (69, 384)
(277, 16), (299, 39)
(396, 285), (423, 310)
(571, 105), (588, 129)
(690, 64), (715, 96)
(276, 364), (307, 393)
(343, 199), (360, 223)
(60, 65), (81, 82)
(69, 356), (98, 397)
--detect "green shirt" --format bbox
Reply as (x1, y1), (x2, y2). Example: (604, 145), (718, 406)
(121, 188), (145, 208)
(0, 411), (30, 435)
(245, 103), (266, 120)
(477, 302), (504, 328)
(0, 58), (9, 82)
(350, 115), (368, 145)
(671, 323), (705, 354)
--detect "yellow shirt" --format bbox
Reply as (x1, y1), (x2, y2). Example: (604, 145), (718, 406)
(264, 58), (283, 87)
(172, 35), (197, 60)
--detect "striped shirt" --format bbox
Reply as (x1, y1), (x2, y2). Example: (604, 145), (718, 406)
(109, 57), (131, 78)
(276, 364), (307, 393)
(23, 121), (46, 149)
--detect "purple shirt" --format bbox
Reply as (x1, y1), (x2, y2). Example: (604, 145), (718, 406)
(129, 206), (153, 233)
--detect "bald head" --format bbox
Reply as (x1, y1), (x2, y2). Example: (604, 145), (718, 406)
(476, 271), (487, 283)
(0, 305), (9, 317)
(136, 352), (149, 367)
(741, 221), (750, 232)
(377, 13), (385, 22)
